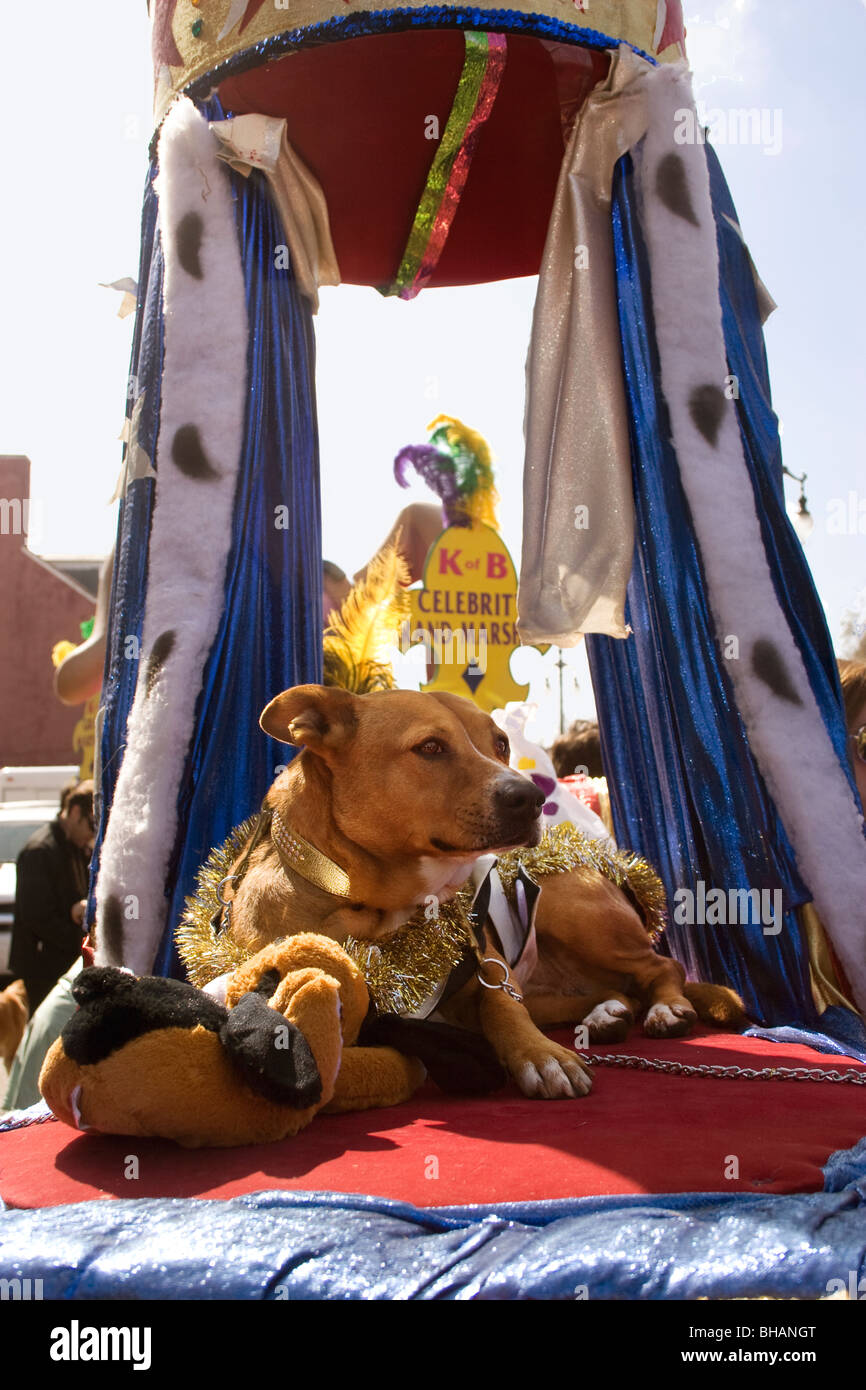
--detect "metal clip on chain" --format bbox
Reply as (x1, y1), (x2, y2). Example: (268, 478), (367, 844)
(215, 875), (239, 934)
(476, 956), (523, 1003)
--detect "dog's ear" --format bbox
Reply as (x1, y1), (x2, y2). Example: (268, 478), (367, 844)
(260, 684), (358, 755)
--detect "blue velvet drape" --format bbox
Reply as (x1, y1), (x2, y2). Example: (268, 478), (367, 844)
(587, 148), (860, 1036)
(89, 124), (323, 978)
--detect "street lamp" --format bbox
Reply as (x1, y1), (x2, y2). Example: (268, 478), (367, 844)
(782, 466), (814, 541)
(544, 649), (580, 735)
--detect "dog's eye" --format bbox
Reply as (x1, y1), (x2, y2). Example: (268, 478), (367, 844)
(495, 735), (510, 760)
(414, 738), (446, 757)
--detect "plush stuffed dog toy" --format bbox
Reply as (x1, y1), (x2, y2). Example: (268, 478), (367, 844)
(39, 934), (430, 1147)
(39, 931), (510, 1146)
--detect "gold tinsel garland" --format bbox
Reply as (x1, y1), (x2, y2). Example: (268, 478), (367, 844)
(177, 818), (477, 1013)
(341, 896), (475, 1015)
(177, 815), (264, 987)
(495, 822), (667, 945)
(177, 820), (667, 1013)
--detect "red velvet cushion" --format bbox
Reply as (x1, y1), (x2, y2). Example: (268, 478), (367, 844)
(219, 31), (609, 287)
(2, 1028), (863, 1210)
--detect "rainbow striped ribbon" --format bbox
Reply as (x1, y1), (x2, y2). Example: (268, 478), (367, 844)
(384, 31), (508, 300)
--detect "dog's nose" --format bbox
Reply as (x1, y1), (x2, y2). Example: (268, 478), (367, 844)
(495, 775), (545, 818)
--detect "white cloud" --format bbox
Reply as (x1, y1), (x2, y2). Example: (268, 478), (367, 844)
(686, 1), (760, 96)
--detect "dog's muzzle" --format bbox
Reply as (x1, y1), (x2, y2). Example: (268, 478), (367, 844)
(489, 774), (544, 846)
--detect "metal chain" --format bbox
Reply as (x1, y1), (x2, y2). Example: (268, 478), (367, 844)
(574, 1051), (866, 1085)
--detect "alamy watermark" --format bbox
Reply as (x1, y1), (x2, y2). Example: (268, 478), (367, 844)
(826, 1271), (866, 1299)
(1, 1276), (43, 1300)
(673, 880), (782, 935)
(826, 491), (866, 535)
(675, 103), (783, 157)
(50, 1321), (151, 1370)
(0, 497), (43, 536)
(399, 619), (488, 672)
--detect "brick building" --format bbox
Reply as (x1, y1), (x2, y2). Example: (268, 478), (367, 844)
(0, 455), (100, 766)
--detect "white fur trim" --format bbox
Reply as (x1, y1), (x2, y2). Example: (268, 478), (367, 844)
(637, 63), (866, 1010)
(95, 96), (248, 973)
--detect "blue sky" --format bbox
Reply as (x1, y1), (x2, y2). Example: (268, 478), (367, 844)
(2, 0), (863, 743)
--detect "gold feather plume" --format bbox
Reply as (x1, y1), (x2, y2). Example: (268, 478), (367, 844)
(322, 541), (411, 693)
(427, 414), (500, 531)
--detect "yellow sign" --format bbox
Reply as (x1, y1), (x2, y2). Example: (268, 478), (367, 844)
(72, 695), (99, 781)
(404, 522), (538, 713)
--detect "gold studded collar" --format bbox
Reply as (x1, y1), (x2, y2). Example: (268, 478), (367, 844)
(270, 805), (353, 899)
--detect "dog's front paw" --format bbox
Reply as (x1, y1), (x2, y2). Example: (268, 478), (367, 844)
(511, 1040), (592, 1100)
(643, 1001), (697, 1038)
(582, 999), (632, 1043)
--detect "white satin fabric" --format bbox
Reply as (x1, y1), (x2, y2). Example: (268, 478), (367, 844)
(210, 113), (340, 311)
(520, 47), (656, 645)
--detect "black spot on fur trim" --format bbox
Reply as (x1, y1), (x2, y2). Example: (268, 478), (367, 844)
(144, 630), (175, 697)
(688, 385), (727, 446)
(751, 640), (803, 705)
(171, 424), (219, 480)
(656, 153), (700, 227)
(100, 894), (125, 965)
(176, 211), (203, 279)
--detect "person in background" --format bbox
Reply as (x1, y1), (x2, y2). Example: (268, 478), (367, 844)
(549, 720), (605, 779)
(354, 502), (443, 590)
(324, 503), (445, 625)
(8, 781), (94, 1013)
(839, 659), (866, 813)
(548, 720), (613, 835)
(322, 560), (353, 624)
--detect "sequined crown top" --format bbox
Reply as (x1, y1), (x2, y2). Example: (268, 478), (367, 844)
(151, 0), (686, 125)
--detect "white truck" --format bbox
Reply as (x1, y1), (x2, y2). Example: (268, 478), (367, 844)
(0, 766), (80, 805)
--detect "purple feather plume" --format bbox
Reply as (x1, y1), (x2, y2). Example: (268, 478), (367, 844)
(393, 445), (461, 518)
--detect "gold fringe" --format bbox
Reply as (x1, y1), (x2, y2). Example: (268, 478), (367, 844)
(177, 822), (667, 1009)
(496, 823), (667, 945)
(342, 896), (475, 1015)
(176, 815), (263, 987)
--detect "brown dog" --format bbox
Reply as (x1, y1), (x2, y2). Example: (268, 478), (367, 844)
(225, 685), (743, 1100)
(0, 977), (29, 1071)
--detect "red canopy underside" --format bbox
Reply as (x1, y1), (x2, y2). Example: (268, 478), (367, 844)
(3, 1028), (863, 1210)
(219, 31), (609, 287)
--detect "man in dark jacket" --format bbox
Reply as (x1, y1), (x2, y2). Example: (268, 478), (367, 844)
(9, 782), (94, 1012)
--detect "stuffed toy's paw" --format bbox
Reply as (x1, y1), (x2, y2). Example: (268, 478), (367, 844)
(357, 1014), (505, 1095)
